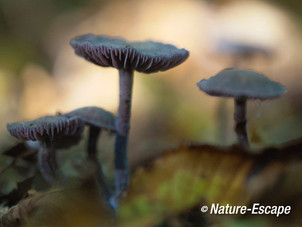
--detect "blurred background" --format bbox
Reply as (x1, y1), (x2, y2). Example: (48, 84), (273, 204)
(0, 0), (302, 166)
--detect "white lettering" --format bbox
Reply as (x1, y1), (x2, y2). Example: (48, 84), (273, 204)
(210, 203), (219, 214)
(206, 203), (290, 216)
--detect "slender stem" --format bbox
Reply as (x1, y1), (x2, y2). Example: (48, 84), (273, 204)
(234, 98), (249, 147)
(38, 139), (59, 183)
(87, 126), (112, 204)
(87, 126), (101, 158)
(216, 99), (229, 144)
(114, 68), (134, 195)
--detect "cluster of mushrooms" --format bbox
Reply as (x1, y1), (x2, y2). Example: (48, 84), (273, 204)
(7, 34), (285, 210)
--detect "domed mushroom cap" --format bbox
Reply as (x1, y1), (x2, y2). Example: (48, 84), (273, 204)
(217, 40), (272, 58)
(7, 115), (84, 141)
(197, 68), (286, 99)
(64, 106), (116, 132)
(70, 34), (189, 73)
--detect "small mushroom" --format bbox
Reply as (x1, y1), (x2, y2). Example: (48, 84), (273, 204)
(64, 106), (115, 157)
(70, 34), (189, 195)
(217, 40), (273, 67)
(197, 68), (286, 147)
(64, 106), (116, 131)
(7, 115), (84, 183)
(213, 40), (274, 144)
(64, 106), (116, 203)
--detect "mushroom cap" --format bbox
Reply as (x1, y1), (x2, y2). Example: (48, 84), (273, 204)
(70, 34), (189, 73)
(64, 106), (116, 132)
(197, 68), (286, 99)
(7, 115), (84, 142)
(217, 40), (272, 58)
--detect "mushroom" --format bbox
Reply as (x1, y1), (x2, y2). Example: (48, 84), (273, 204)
(213, 40), (274, 144)
(197, 68), (286, 147)
(217, 40), (273, 67)
(64, 106), (115, 158)
(64, 106), (116, 202)
(7, 115), (84, 183)
(70, 34), (189, 194)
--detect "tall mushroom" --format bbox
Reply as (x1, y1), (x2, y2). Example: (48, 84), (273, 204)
(197, 68), (286, 147)
(7, 115), (84, 183)
(64, 106), (116, 203)
(70, 34), (189, 195)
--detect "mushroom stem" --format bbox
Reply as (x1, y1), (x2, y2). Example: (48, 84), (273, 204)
(87, 126), (112, 203)
(234, 98), (249, 147)
(217, 99), (229, 144)
(87, 126), (101, 158)
(38, 139), (59, 183)
(114, 68), (134, 195)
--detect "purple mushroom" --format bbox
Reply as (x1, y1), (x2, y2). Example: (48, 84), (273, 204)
(70, 34), (189, 195)
(217, 40), (273, 67)
(64, 106), (116, 204)
(197, 68), (286, 147)
(7, 115), (84, 183)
